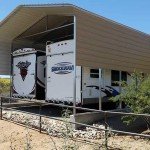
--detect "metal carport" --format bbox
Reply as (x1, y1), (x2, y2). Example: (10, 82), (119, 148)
(0, 4), (150, 75)
(0, 3), (150, 111)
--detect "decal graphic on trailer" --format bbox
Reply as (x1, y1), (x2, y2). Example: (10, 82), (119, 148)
(16, 61), (31, 81)
(51, 62), (74, 74)
(13, 54), (36, 97)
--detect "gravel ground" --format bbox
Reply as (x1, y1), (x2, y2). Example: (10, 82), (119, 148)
(2, 110), (108, 140)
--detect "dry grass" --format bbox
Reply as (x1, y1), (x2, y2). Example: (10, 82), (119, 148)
(0, 120), (150, 150)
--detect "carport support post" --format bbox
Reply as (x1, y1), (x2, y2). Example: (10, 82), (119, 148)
(39, 104), (42, 133)
(0, 97), (3, 120)
(73, 16), (77, 115)
(10, 42), (14, 100)
(104, 112), (108, 149)
(119, 71), (122, 109)
(99, 69), (102, 110)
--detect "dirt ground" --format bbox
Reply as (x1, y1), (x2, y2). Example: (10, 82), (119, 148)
(0, 120), (149, 150)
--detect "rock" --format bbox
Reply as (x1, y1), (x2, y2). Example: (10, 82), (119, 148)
(3, 110), (112, 140)
(6, 112), (12, 119)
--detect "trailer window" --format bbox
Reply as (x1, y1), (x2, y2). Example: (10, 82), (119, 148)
(111, 70), (119, 86)
(111, 70), (127, 86)
(121, 71), (127, 82)
(90, 69), (99, 78)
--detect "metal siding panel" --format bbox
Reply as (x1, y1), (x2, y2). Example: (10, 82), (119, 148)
(77, 24), (150, 52)
(75, 9), (150, 73)
(76, 9), (149, 42)
(77, 52), (150, 70)
(0, 41), (11, 75)
(75, 11), (150, 46)
(77, 34), (150, 59)
(77, 59), (150, 73)
(77, 40), (150, 62)
(77, 45), (150, 66)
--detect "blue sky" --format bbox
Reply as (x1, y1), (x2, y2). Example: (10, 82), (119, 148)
(0, 0), (150, 34)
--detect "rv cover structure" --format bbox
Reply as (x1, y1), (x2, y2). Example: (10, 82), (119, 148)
(12, 48), (45, 99)
(0, 4), (150, 109)
(0, 4), (150, 75)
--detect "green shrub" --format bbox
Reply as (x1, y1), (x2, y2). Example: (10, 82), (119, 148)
(0, 78), (10, 94)
(111, 72), (150, 127)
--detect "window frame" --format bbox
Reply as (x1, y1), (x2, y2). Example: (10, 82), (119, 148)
(111, 70), (127, 86)
(90, 69), (99, 78)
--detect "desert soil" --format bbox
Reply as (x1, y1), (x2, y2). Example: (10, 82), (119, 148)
(0, 120), (149, 150)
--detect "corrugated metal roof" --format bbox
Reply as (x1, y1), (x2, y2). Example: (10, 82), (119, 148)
(0, 3), (149, 37)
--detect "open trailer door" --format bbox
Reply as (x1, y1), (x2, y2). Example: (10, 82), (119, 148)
(13, 52), (36, 98)
(46, 40), (81, 104)
(12, 49), (45, 99)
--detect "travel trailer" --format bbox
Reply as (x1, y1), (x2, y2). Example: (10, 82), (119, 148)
(12, 48), (45, 99)
(46, 39), (131, 105)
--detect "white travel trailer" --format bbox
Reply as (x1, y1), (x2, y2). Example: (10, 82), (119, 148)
(46, 39), (131, 106)
(12, 48), (45, 99)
